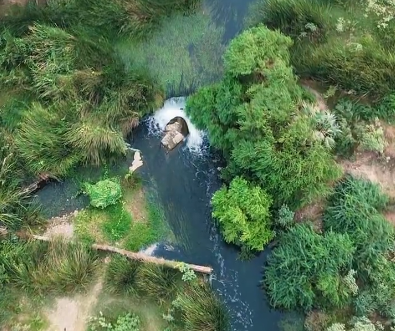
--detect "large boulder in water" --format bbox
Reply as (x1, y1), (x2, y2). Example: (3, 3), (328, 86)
(161, 116), (189, 151)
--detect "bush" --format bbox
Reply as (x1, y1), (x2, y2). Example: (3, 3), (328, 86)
(84, 179), (122, 209)
(211, 177), (274, 251)
(264, 223), (355, 310)
(275, 204), (295, 229)
(187, 26), (341, 208)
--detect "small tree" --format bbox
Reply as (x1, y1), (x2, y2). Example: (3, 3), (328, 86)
(211, 177), (274, 252)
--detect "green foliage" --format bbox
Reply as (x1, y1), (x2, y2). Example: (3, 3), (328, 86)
(172, 282), (229, 331)
(88, 312), (140, 331)
(0, 239), (98, 294)
(14, 102), (79, 176)
(265, 223), (355, 310)
(275, 204), (295, 229)
(211, 177), (273, 251)
(357, 120), (386, 154)
(187, 25), (341, 208)
(324, 176), (395, 318)
(84, 179), (122, 209)
(135, 264), (180, 303)
(105, 256), (140, 295)
(247, 0), (395, 97)
(324, 176), (392, 277)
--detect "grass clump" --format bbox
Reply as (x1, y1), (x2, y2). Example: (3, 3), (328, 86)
(173, 282), (229, 331)
(1, 239), (99, 294)
(136, 264), (180, 303)
(105, 256), (140, 296)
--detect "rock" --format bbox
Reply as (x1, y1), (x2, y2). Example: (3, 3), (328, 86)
(129, 150), (143, 172)
(161, 130), (185, 150)
(161, 116), (189, 151)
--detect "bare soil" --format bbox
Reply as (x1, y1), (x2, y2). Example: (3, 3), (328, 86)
(44, 212), (78, 239)
(45, 277), (103, 331)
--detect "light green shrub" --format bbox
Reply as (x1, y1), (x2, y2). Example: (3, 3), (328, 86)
(211, 177), (274, 252)
(84, 179), (122, 209)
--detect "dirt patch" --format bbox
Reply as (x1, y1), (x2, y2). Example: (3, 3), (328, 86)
(124, 187), (148, 223)
(44, 211), (78, 239)
(340, 152), (395, 199)
(45, 277), (103, 331)
(295, 199), (325, 232)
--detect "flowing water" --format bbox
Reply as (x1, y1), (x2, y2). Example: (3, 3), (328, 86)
(36, 1), (299, 330)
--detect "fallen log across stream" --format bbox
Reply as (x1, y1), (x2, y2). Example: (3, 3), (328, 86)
(31, 235), (213, 275)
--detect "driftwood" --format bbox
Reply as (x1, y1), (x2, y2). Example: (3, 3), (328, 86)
(31, 235), (213, 275)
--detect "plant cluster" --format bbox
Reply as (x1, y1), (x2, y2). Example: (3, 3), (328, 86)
(265, 176), (395, 327)
(88, 312), (140, 331)
(187, 25), (341, 252)
(211, 177), (273, 252)
(247, 0), (395, 100)
(104, 256), (229, 331)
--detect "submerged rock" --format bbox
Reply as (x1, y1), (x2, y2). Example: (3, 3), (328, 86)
(161, 116), (189, 150)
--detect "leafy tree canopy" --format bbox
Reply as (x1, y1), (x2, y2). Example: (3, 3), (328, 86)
(211, 177), (273, 251)
(187, 25), (341, 208)
(84, 179), (122, 209)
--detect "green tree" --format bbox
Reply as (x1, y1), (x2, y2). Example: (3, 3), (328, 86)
(211, 177), (274, 251)
(265, 223), (355, 310)
(187, 25), (341, 208)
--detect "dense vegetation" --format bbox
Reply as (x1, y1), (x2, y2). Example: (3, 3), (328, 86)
(187, 25), (342, 253)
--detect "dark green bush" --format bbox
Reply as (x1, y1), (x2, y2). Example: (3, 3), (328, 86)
(187, 26), (341, 208)
(265, 223), (355, 310)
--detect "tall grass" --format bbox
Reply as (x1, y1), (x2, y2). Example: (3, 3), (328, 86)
(1, 239), (99, 294)
(174, 282), (230, 331)
(105, 255), (141, 295)
(136, 264), (180, 302)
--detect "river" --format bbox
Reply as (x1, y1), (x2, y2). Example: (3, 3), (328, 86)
(35, 1), (297, 330)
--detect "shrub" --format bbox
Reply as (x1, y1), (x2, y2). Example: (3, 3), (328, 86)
(323, 176), (392, 277)
(275, 204), (295, 229)
(211, 177), (274, 252)
(187, 26), (341, 208)
(357, 120), (386, 154)
(84, 179), (122, 209)
(264, 223), (355, 310)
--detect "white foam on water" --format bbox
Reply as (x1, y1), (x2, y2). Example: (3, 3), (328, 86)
(148, 97), (205, 153)
(139, 243), (158, 256)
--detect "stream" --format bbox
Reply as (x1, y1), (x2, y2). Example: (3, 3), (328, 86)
(35, 1), (297, 330)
